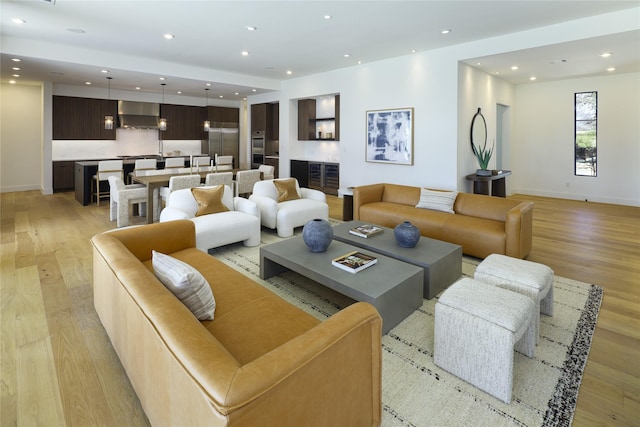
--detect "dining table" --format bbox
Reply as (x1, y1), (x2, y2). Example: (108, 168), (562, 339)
(131, 168), (262, 224)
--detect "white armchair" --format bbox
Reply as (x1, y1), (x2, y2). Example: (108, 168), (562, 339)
(159, 185), (261, 251)
(249, 178), (328, 238)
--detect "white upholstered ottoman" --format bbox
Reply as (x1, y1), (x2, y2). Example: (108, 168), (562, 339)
(475, 253), (554, 343)
(434, 278), (536, 403)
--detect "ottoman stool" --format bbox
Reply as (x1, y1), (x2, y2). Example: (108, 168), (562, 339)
(434, 277), (536, 403)
(475, 253), (554, 343)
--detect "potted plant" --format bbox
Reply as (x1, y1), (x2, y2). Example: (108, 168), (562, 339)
(472, 138), (494, 176)
(470, 107), (493, 176)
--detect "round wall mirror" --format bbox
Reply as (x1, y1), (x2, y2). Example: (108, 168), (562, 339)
(470, 107), (487, 155)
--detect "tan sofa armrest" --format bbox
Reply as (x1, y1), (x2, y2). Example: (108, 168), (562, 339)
(353, 184), (385, 220)
(99, 220), (196, 262)
(221, 302), (382, 425)
(505, 201), (534, 259)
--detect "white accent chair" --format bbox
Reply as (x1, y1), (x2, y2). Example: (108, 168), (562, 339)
(215, 155), (233, 171)
(92, 160), (123, 206)
(108, 176), (154, 227)
(159, 185), (261, 251)
(234, 169), (261, 197)
(205, 172), (234, 188)
(159, 174), (201, 208)
(258, 164), (275, 180)
(249, 178), (329, 238)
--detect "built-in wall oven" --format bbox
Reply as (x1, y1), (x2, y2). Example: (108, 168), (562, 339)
(251, 130), (265, 168)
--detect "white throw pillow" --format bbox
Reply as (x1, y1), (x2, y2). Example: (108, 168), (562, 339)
(415, 188), (458, 214)
(152, 250), (215, 320)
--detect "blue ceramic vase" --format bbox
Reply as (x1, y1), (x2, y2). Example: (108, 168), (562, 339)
(302, 219), (333, 252)
(394, 221), (420, 248)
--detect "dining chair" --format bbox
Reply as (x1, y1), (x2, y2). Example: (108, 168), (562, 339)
(159, 174), (202, 208)
(164, 157), (185, 173)
(234, 169), (261, 197)
(92, 160), (124, 206)
(193, 156), (211, 169)
(131, 158), (157, 182)
(108, 176), (151, 227)
(258, 164), (275, 180)
(205, 171), (234, 188)
(216, 155), (234, 171)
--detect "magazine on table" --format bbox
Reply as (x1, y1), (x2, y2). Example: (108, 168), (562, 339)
(332, 251), (377, 273)
(349, 224), (384, 238)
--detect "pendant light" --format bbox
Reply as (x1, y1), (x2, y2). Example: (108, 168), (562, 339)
(104, 77), (114, 130)
(203, 88), (211, 131)
(159, 83), (167, 131)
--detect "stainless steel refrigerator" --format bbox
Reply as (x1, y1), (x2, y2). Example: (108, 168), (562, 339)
(208, 122), (239, 167)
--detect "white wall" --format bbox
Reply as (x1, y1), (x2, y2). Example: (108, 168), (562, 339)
(1, 83), (43, 192)
(512, 72), (640, 206)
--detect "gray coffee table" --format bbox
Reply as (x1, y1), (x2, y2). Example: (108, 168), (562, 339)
(260, 236), (423, 334)
(332, 221), (462, 299)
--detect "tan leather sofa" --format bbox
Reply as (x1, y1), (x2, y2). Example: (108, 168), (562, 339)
(354, 183), (533, 259)
(91, 220), (382, 427)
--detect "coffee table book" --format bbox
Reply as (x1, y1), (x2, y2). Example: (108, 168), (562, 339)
(332, 251), (378, 273)
(349, 224), (384, 238)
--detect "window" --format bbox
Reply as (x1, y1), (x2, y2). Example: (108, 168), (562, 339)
(574, 91), (597, 176)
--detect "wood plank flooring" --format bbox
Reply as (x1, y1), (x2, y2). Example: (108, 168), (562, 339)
(1, 191), (638, 426)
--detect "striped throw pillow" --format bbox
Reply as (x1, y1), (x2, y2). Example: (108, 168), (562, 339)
(152, 250), (216, 320)
(415, 189), (458, 214)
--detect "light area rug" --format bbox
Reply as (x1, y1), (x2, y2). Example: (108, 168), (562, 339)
(209, 229), (602, 427)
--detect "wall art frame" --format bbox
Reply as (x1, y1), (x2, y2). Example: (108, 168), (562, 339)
(366, 107), (414, 165)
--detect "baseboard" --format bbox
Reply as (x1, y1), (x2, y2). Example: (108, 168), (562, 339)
(511, 188), (640, 207)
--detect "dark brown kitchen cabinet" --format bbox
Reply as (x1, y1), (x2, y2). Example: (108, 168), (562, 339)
(208, 106), (239, 123)
(297, 99), (316, 140)
(160, 104), (207, 140)
(53, 96), (117, 140)
(52, 161), (75, 192)
(251, 103), (267, 131)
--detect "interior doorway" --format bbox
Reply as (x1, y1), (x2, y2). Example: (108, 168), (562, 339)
(496, 104), (510, 170)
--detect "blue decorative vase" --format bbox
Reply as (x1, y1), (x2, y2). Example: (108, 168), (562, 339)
(302, 219), (333, 252)
(394, 221), (420, 248)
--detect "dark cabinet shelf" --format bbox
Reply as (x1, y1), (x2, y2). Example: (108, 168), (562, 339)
(298, 95), (340, 141)
(53, 96), (117, 140)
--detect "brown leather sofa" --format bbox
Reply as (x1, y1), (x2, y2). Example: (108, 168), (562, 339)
(353, 183), (533, 259)
(91, 220), (382, 427)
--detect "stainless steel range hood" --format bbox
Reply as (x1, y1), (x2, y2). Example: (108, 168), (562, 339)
(118, 100), (160, 129)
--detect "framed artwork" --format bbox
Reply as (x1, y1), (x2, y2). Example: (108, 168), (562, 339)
(366, 107), (414, 165)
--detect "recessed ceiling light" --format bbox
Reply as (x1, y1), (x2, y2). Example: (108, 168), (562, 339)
(12, 58), (21, 62)
(252, 89), (257, 92)
(286, 70), (293, 75)
(357, 60), (362, 65)
(529, 76), (537, 81)
(476, 62), (482, 66)
(235, 92), (239, 96)
(9, 80), (16, 84)
(12, 74), (20, 78)
(241, 50), (249, 56)
(219, 95), (223, 98)
(411, 49), (416, 53)
(85, 81), (92, 85)
(176, 91), (182, 94)
(159, 77), (166, 81)
(12, 18), (26, 24)
(136, 87), (141, 90)
(247, 26), (257, 31)
(324, 15), (332, 20)
(12, 67), (20, 71)
(163, 33), (175, 39)
(600, 52), (612, 58)
(67, 28), (86, 34)
(511, 65), (519, 70)
(205, 83), (212, 87)
(441, 29), (451, 34)
(343, 54), (350, 58)
(101, 69), (109, 73)
(607, 67), (616, 72)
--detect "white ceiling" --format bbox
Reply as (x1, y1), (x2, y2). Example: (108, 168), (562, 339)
(1, 1), (639, 100)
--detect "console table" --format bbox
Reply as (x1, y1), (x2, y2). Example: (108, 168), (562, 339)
(465, 170), (511, 197)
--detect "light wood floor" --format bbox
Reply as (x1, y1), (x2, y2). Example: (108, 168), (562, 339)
(1, 191), (638, 426)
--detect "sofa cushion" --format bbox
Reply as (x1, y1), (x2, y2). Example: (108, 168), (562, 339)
(152, 250), (216, 320)
(191, 185), (229, 217)
(273, 178), (301, 202)
(416, 188), (458, 213)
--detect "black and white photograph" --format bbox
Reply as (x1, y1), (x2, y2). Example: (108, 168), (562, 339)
(366, 108), (414, 165)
